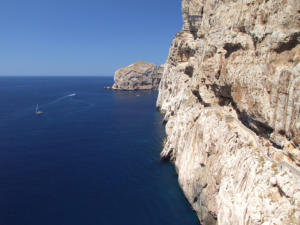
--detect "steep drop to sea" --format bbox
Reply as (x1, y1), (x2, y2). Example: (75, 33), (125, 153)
(0, 76), (199, 225)
(157, 0), (300, 224)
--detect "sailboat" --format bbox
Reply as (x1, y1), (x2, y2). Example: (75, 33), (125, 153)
(35, 104), (43, 115)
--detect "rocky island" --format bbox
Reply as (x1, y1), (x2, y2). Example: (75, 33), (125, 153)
(109, 61), (163, 90)
(157, 0), (300, 224)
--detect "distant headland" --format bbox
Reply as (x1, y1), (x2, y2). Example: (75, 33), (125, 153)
(105, 61), (163, 90)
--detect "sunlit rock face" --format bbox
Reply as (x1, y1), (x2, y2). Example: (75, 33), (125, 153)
(157, 0), (300, 224)
(112, 62), (163, 90)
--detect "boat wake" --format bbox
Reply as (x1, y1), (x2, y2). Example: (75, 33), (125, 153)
(41, 93), (77, 107)
(34, 93), (77, 114)
(9, 92), (80, 119)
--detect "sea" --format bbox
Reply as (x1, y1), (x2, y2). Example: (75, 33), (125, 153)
(0, 76), (199, 225)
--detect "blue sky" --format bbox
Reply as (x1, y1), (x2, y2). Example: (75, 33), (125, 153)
(0, 0), (182, 76)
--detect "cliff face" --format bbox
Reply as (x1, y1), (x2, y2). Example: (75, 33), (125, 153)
(112, 62), (163, 90)
(157, 1), (300, 224)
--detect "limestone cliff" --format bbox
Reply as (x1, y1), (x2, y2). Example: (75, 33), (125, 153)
(157, 0), (300, 224)
(111, 61), (163, 90)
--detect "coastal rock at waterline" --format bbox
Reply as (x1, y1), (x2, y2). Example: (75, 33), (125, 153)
(157, 0), (300, 224)
(112, 62), (163, 90)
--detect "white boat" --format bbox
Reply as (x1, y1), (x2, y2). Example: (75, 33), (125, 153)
(36, 104), (43, 115)
(69, 93), (76, 97)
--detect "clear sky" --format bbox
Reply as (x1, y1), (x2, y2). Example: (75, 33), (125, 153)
(0, 0), (182, 76)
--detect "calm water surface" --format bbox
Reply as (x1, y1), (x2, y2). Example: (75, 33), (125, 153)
(0, 77), (199, 225)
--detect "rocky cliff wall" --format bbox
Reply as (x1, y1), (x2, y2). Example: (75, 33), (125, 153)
(157, 0), (300, 224)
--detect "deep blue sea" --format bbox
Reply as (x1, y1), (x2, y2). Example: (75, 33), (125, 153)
(0, 77), (199, 225)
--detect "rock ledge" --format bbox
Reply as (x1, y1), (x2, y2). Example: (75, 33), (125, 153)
(157, 0), (300, 224)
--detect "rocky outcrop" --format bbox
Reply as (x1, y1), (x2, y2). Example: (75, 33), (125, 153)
(157, 0), (300, 224)
(111, 62), (163, 90)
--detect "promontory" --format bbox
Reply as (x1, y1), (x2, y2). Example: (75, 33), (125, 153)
(110, 61), (163, 90)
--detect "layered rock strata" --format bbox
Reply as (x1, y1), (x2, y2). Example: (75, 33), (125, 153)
(111, 61), (163, 90)
(157, 0), (300, 224)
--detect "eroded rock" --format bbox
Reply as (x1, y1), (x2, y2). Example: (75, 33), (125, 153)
(157, 0), (300, 224)
(112, 62), (163, 90)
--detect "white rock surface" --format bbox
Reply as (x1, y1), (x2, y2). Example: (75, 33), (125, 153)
(157, 0), (300, 224)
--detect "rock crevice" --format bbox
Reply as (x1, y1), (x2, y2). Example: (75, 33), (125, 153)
(157, 0), (300, 224)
